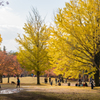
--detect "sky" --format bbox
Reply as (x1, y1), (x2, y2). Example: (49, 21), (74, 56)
(0, 0), (70, 52)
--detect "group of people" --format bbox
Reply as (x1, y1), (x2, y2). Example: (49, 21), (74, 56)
(75, 82), (88, 86)
(16, 77), (96, 89)
(44, 77), (62, 86)
(75, 78), (95, 89)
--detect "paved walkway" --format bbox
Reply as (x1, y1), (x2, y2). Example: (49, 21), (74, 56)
(0, 88), (23, 94)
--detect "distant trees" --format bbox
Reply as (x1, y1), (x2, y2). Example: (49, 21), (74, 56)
(11, 55), (23, 77)
(45, 68), (56, 77)
(0, 51), (7, 83)
(0, 47), (23, 83)
(4, 54), (23, 83)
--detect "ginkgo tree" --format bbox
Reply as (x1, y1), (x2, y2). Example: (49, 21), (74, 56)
(15, 8), (51, 84)
(48, 0), (100, 86)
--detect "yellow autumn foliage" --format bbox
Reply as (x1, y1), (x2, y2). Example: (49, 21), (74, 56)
(48, 0), (100, 79)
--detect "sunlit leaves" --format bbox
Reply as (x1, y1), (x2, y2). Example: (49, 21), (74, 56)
(48, 0), (100, 79)
(0, 34), (2, 45)
(15, 8), (51, 77)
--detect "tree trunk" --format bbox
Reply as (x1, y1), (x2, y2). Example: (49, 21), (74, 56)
(37, 71), (40, 84)
(0, 74), (2, 83)
(8, 74), (10, 83)
(94, 69), (99, 86)
(17, 74), (19, 77)
(94, 51), (100, 86)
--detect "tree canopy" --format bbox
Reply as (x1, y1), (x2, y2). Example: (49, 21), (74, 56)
(48, 0), (100, 86)
(15, 8), (51, 84)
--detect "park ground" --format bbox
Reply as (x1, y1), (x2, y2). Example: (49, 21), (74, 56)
(0, 77), (100, 100)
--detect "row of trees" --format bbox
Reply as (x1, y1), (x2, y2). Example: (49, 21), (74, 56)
(0, 47), (23, 83)
(15, 0), (100, 86)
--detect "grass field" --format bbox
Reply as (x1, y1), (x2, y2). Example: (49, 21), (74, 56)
(0, 77), (100, 100)
(2, 76), (56, 84)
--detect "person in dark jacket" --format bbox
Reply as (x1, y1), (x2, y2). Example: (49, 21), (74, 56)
(85, 82), (88, 86)
(50, 80), (53, 86)
(91, 79), (94, 89)
(55, 78), (57, 85)
(16, 77), (20, 88)
(49, 77), (51, 83)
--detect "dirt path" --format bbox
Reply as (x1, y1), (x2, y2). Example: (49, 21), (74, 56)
(22, 85), (100, 94)
(0, 83), (99, 94)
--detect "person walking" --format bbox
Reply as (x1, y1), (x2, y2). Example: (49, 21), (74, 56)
(65, 78), (67, 83)
(91, 79), (94, 89)
(55, 78), (57, 85)
(50, 80), (53, 86)
(79, 78), (82, 85)
(16, 77), (20, 88)
(49, 77), (51, 83)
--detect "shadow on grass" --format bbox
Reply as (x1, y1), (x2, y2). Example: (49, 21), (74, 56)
(0, 91), (63, 100)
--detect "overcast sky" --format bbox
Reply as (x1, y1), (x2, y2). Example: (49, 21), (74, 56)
(0, 0), (70, 52)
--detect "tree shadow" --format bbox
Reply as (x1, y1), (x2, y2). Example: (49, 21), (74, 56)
(1, 91), (63, 100)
